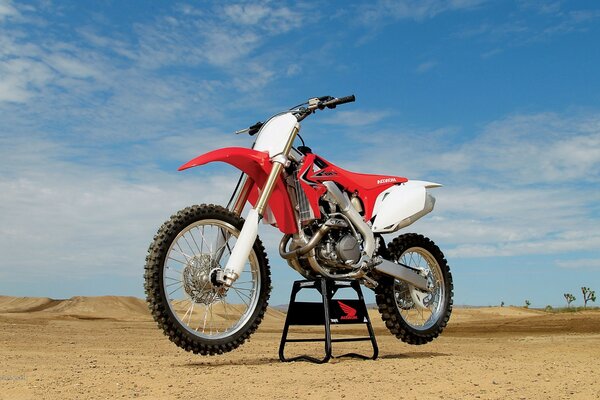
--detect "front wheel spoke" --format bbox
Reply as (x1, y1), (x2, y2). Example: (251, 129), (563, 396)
(201, 305), (209, 333)
(226, 302), (244, 316)
(224, 237), (234, 257)
(214, 229), (231, 256)
(198, 225), (213, 254)
(193, 227), (206, 254)
(166, 264), (183, 273)
(189, 230), (203, 255)
(167, 256), (186, 265)
(173, 244), (192, 262)
(220, 298), (231, 325)
(183, 302), (194, 324)
(231, 286), (254, 292)
(231, 287), (251, 306)
(209, 305), (215, 334)
(169, 284), (184, 296)
(182, 234), (197, 257)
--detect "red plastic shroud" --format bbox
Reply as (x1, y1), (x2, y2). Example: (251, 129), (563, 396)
(179, 147), (407, 234)
(298, 153), (407, 221)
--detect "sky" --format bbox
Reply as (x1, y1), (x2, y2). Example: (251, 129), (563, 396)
(1, 0), (599, 308)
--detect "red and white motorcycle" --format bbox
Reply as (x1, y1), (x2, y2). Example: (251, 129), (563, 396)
(144, 95), (453, 355)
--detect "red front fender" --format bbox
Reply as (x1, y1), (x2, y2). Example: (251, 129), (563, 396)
(179, 147), (297, 234)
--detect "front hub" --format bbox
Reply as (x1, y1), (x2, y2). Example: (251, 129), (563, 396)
(182, 254), (223, 305)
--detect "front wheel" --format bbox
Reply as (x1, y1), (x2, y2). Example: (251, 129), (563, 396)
(144, 204), (271, 355)
(375, 233), (453, 345)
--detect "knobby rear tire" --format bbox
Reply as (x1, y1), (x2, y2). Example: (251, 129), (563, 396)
(375, 233), (453, 345)
(144, 204), (271, 355)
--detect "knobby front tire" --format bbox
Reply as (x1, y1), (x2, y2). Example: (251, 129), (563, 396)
(144, 204), (271, 355)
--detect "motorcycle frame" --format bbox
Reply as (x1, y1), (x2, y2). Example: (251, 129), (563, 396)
(179, 112), (433, 291)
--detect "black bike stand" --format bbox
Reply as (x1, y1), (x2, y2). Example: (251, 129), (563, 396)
(278, 278), (378, 364)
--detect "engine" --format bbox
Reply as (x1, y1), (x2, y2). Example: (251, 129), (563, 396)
(316, 228), (362, 269)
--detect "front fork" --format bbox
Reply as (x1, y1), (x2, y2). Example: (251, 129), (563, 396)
(218, 126), (299, 287)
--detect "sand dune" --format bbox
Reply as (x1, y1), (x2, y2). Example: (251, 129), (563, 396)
(1, 295), (599, 399)
(0, 295), (60, 313)
(0, 295), (150, 320)
(0, 295), (288, 323)
(1, 295), (598, 334)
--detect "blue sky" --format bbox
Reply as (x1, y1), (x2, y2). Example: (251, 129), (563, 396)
(1, 0), (599, 307)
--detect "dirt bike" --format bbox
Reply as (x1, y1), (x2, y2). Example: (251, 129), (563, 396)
(144, 95), (453, 355)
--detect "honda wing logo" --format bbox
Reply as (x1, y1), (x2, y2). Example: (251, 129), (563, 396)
(337, 301), (358, 320)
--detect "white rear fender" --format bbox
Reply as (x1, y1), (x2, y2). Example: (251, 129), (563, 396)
(371, 180), (441, 233)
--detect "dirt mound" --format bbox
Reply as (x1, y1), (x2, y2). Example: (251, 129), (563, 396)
(0, 295), (151, 320)
(449, 306), (544, 323)
(0, 295), (61, 313)
(41, 296), (151, 320)
(0, 295), (288, 323)
(445, 307), (600, 335)
(264, 307), (286, 320)
(2, 296), (599, 334)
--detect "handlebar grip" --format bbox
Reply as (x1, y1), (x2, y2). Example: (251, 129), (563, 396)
(336, 95), (355, 105)
(324, 94), (356, 109)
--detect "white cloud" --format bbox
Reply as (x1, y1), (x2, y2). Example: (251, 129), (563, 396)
(356, 112), (600, 185)
(0, 137), (240, 279)
(0, 4), (298, 142)
(518, 1), (562, 15)
(44, 53), (101, 79)
(223, 3), (270, 25)
(358, 0), (485, 23)
(460, 112), (600, 184)
(416, 60), (437, 74)
(346, 111), (600, 259)
(556, 258), (600, 270)
(320, 110), (391, 127)
(0, 0), (19, 21)
(222, 2), (303, 32)
(0, 0), (312, 121)
(0, 57), (56, 102)
(455, 3), (600, 49)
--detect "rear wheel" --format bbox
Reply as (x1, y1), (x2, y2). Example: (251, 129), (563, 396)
(375, 233), (453, 345)
(144, 204), (270, 355)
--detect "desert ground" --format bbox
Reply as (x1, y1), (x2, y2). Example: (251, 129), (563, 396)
(1, 295), (599, 400)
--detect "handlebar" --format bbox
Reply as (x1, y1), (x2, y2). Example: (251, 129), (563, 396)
(321, 95), (356, 109)
(235, 94), (356, 134)
(298, 94), (355, 121)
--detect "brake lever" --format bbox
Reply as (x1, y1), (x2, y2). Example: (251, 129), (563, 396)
(234, 121), (263, 135)
(248, 121), (263, 136)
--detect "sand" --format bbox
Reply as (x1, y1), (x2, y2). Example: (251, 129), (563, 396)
(1, 296), (599, 399)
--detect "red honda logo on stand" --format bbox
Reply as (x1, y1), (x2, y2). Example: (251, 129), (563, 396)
(338, 301), (358, 320)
